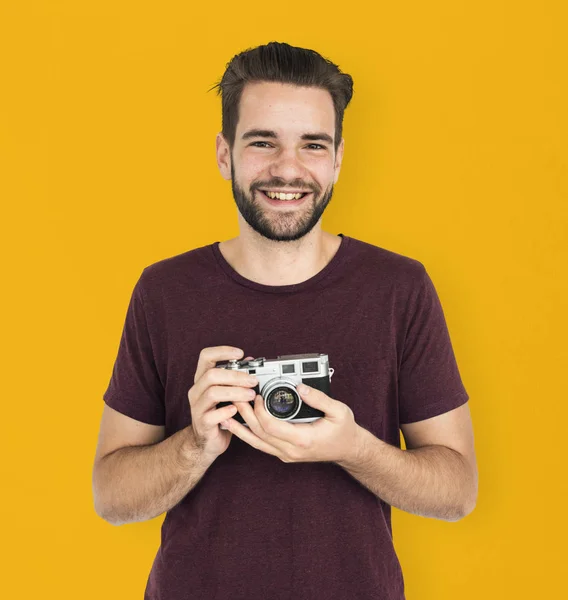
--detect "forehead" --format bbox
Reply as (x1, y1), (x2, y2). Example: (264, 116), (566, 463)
(236, 81), (335, 139)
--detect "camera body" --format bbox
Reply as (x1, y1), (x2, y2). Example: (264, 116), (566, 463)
(215, 353), (335, 427)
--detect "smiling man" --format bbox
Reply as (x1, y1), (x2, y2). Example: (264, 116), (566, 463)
(217, 79), (345, 285)
(94, 41), (477, 600)
(225, 82), (339, 239)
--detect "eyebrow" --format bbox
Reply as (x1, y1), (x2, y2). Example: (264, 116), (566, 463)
(241, 129), (334, 145)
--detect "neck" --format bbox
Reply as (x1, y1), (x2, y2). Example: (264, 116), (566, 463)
(218, 227), (342, 287)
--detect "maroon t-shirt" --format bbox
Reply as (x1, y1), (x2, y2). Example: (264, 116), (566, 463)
(103, 233), (469, 600)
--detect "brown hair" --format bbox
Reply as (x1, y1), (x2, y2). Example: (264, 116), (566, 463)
(208, 41), (354, 153)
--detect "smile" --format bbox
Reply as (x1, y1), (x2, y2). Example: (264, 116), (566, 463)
(259, 190), (310, 201)
(257, 189), (312, 206)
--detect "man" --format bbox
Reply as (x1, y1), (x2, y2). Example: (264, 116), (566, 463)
(93, 41), (477, 600)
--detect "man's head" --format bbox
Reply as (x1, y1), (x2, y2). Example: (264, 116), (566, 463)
(211, 42), (354, 242)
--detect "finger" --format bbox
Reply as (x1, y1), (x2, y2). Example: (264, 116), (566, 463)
(206, 384), (257, 404)
(203, 402), (238, 429)
(194, 346), (244, 384)
(189, 368), (257, 412)
(237, 396), (304, 453)
(297, 385), (339, 420)
(223, 416), (281, 457)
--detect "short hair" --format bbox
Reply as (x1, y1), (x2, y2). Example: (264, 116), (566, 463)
(209, 41), (354, 153)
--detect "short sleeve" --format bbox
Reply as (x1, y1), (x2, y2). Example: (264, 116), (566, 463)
(398, 266), (469, 424)
(103, 274), (166, 425)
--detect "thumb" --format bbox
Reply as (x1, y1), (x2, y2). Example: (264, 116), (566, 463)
(297, 383), (337, 415)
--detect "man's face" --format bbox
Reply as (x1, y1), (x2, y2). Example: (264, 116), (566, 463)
(218, 81), (344, 242)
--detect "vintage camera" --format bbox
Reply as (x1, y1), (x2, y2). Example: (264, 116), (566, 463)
(215, 353), (335, 426)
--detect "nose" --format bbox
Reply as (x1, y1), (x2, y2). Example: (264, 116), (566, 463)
(268, 148), (308, 182)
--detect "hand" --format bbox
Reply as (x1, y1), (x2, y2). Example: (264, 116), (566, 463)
(222, 383), (364, 464)
(187, 346), (257, 462)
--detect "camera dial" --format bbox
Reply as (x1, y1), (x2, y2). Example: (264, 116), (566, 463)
(226, 359), (242, 369)
(247, 358), (265, 367)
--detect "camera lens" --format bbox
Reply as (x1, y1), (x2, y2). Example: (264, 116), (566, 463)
(265, 386), (299, 419)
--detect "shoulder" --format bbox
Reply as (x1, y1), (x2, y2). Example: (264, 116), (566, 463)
(136, 242), (217, 300)
(344, 235), (427, 287)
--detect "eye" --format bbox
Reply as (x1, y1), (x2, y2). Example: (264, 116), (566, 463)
(249, 141), (327, 152)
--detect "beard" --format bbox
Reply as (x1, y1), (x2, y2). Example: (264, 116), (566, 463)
(230, 160), (335, 242)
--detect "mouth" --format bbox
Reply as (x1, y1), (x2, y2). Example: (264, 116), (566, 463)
(257, 189), (312, 207)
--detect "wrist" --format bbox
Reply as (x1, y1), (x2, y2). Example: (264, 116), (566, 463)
(339, 425), (372, 469)
(178, 427), (214, 470)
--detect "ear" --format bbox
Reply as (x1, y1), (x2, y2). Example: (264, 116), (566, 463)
(333, 138), (344, 184)
(216, 132), (232, 181)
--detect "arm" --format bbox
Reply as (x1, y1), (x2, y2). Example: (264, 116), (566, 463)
(336, 402), (478, 522)
(92, 406), (215, 526)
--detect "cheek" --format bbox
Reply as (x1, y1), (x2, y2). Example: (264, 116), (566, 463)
(233, 151), (261, 174)
(240, 160), (268, 185)
(309, 159), (335, 181)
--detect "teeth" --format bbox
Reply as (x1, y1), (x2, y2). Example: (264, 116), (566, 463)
(265, 191), (306, 200)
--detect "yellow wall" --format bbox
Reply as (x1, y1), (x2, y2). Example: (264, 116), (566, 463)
(1, 1), (566, 598)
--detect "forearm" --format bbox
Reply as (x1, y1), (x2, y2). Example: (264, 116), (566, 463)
(93, 427), (215, 526)
(336, 427), (477, 522)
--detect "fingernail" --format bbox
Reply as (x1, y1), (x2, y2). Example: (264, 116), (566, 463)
(298, 384), (310, 394)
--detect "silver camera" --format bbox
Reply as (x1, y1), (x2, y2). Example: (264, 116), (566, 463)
(215, 353), (335, 426)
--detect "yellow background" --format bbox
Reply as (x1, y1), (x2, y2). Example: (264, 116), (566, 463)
(1, 1), (567, 598)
